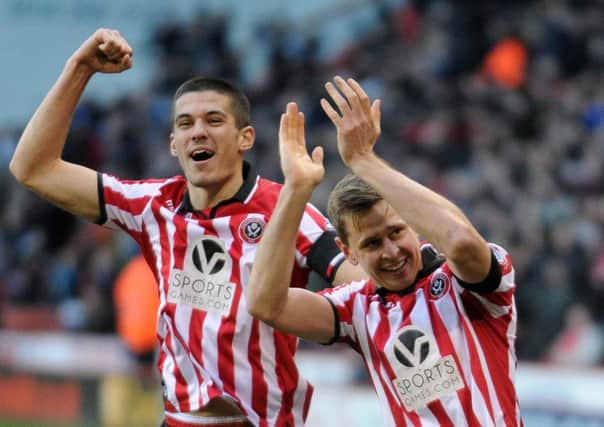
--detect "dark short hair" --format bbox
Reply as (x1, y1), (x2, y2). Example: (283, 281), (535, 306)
(327, 174), (383, 245)
(171, 77), (251, 128)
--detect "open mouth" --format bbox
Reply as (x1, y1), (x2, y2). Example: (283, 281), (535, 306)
(382, 258), (407, 273)
(191, 149), (215, 161)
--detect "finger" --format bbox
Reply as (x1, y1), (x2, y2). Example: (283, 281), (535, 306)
(93, 28), (111, 45)
(325, 81), (350, 116)
(320, 98), (342, 126)
(99, 43), (122, 63)
(106, 29), (131, 54)
(285, 102), (298, 146)
(121, 53), (133, 69)
(104, 44), (131, 62)
(98, 30), (132, 62)
(347, 78), (371, 113)
(97, 32), (120, 55)
(286, 101), (298, 116)
(371, 99), (382, 135)
(333, 76), (362, 112)
(278, 113), (287, 147)
(296, 111), (305, 150)
(281, 104), (290, 144)
(119, 40), (133, 59)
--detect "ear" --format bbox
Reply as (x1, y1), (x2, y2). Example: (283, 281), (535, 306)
(335, 236), (358, 266)
(169, 132), (177, 157)
(238, 125), (255, 153)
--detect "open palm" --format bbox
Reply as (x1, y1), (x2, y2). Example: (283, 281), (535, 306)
(320, 76), (381, 168)
(279, 102), (324, 189)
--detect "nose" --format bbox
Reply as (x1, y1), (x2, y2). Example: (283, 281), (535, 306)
(381, 238), (400, 260)
(191, 120), (208, 140)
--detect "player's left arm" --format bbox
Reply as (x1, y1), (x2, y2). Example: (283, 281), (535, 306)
(321, 76), (493, 285)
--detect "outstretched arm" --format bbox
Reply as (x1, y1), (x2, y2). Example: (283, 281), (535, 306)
(247, 103), (335, 343)
(321, 76), (491, 284)
(10, 28), (133, 222)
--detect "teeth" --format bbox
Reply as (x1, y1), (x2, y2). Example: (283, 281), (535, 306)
(383, 258), (406, 272)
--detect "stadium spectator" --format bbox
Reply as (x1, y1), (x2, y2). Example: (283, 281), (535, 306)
(99, 254), (162, 427)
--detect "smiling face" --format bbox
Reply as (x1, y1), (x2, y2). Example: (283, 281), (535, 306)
(169, 90), (255, 202)
(337, 200), (423, 291)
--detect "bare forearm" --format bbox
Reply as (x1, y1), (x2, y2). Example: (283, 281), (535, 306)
(10, 58), (93, 183)
(247, 184), (314, 321)
(349, 154), (484, 259)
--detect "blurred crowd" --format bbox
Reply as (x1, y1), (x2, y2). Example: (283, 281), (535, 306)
(2, 0), (604, 366)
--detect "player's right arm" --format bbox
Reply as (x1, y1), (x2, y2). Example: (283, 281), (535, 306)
(247, 103), (335, 344)
(9, 28), (132, 222)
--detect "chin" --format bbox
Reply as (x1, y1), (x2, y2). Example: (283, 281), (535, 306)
(189, 177), (210, 187)
(187, 173), (216, 187)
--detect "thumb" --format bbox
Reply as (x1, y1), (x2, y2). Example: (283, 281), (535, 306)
(311, 146), (324, 166)
(371, 99), (381, 135)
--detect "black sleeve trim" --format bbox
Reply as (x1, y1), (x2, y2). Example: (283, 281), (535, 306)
(307, 230), (343, 283)
(96, 172), (107, 225)
(319, 296), (340, 346)
(456, 249), (502, 294)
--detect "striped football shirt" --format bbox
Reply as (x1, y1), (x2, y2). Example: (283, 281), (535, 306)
(98, 162), (344, 427)
(320, 243), (522, 427)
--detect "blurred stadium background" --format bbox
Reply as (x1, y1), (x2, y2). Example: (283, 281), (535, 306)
(2, 0), (604, 426)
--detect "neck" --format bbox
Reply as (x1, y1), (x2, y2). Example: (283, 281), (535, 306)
(187, 173), (244, 210)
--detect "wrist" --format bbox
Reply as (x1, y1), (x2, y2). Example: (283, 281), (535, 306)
(65, 55), (96, 80)
(281, 180), (315, 199)
(347, 153), (381, 175)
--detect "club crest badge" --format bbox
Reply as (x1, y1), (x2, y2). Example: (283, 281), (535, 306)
(239, 217), (265, 243)
(429, 272), (450, 300)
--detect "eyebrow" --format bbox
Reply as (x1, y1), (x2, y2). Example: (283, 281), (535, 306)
(358, 236), (379, 248)
(174, 110), (228, 122)
(358, 223), (406, 247)
(205, 110), (228, 117)
(174, 113), (192, 122)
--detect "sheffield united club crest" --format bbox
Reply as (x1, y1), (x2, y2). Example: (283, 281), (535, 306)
(239, 217), (265, 243)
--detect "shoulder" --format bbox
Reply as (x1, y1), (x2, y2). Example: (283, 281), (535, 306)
(320, 279), (373, 300)
(246, 176), (280, 206)
(487, 242), (513, 276)
(101, 173), (184, 187)
(102, 173), (186, 201)
(256, 176), (282, 195)
(437, 241), (513, 277)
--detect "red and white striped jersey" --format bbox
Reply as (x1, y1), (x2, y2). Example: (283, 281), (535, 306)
(98, 162), (345, 427)
(321, 243), (522, 427)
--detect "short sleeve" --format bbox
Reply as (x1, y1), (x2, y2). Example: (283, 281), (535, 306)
(457, 243), (516, 319)
(296, 203), (345, 283)
(97, 172), (162, 242)
(319, 282), (368, 351)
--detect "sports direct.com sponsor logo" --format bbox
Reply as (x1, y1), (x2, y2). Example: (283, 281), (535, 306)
(387, 326), (464, 411)
(393, 354), (463, 411)
(167, 236), (236, 316)
(168, 270), (234, 315)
